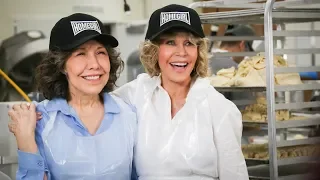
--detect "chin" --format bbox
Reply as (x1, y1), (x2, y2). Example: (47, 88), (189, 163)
(168, 75), (191, 84)
(80, 86), (105, 96)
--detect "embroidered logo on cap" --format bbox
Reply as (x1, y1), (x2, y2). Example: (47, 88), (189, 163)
(70, 21), (101, 36)
(160, 12), (190, 27)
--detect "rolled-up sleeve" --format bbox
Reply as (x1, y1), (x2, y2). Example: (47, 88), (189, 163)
(17, 151), (46, 179)
(16, 101), (50, 180)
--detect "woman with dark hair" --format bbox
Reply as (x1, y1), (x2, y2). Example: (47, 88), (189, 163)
(7, 13), (136, 180)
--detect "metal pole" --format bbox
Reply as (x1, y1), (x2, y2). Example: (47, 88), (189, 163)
(264, 0), (278, 179)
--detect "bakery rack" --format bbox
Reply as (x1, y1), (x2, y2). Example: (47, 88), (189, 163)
(189, 0), (320, 179)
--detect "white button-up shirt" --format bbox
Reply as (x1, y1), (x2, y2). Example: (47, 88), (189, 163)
(112, 73), (249, 180)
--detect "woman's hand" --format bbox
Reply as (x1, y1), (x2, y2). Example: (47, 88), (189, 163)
(8, 103), (38, 153)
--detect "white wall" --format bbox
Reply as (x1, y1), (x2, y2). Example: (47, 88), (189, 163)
(0, 0), (194, 41)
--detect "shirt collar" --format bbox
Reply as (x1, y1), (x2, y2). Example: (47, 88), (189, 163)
(45, 93), (120, 115)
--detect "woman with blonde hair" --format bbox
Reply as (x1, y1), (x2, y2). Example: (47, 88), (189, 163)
(113, 4), (249, 180)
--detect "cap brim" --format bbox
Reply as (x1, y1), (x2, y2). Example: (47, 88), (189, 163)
(60, 33), (119, 51)
(148, 23), (204, 40)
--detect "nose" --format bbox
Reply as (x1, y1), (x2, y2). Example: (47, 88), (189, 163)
(176, 43), (187, 56)
(87, 53), (100, 70)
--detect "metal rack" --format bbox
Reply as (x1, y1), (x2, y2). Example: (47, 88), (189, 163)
(189, 0), (320, 179)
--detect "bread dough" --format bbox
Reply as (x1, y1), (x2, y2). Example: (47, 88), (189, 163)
(275, 73), (303, 85)
(210, 75), (234, 87)
(233, 66), (266, 87)
(210, 54), (302, 87)
(241, 144), (320, 160)
(210, 67), (236, 87)
(241, 96), (290, 122)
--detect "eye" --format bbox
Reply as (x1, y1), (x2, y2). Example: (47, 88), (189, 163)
(185, 41), (195, 46)
(165, 40), (175, 45)
(76, 52), (85, 56)
(97, 51), (107, 55)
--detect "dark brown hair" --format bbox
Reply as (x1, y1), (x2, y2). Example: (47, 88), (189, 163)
(35, 46), (124, 100)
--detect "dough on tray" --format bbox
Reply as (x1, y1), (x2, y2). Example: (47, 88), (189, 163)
(210, 67), (236, 87)
(241, 144), (320, 160)
(210, 54), (302, 87)
(241, 96), (290, 122)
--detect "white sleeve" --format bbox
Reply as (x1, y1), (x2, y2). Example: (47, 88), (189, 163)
(112, 79), (138, 106)
(209, 94), (249, 180)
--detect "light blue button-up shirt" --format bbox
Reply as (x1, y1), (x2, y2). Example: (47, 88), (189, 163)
(16, 93), (137, 180)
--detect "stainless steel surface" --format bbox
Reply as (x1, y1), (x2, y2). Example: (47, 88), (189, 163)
(0, 31), (48, 101)
(273, 30), (320, 37)
(275, 66), (320, 73)
(214, 87), (266, 92)
(277, 156), (320, 166)
(211, 48), (320, 57)
(188, 0), (266, 9)
(275, 101), (320, 110)
(248, 164), (317, 180)
(200, 8), (320, 24)
(233, 100), (256, 106)
(214, 84), (320, 92)
(276, 118), (320, 128)
(207, 30), (320, 41)
(0, 156), (18, 165)
(275, 84), (320, 91)
(189, 0), (319, 9)
(243, 118), (320, 129)
(277, 136), (320, 147)
(264, 1), (278, 179)
(193, 0), (320, 179)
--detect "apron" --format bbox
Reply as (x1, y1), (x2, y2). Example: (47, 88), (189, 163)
(41, 103), (134, 180)
(134, 85), (219, 180)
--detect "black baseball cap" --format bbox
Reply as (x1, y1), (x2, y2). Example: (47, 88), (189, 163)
(49, 13), (118, 51)
(225, 25), (255, 51)
(145, 4), (205, 40)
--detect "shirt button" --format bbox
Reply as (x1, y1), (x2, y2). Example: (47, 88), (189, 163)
(37, 161), (43, 167)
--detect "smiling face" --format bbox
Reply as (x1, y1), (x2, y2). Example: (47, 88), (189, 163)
(158, 32), (198, 85)
(64, 40), (110, 96)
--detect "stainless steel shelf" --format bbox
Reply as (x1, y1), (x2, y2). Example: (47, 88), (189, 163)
(246, 157), (320, 166)
(243, 121), (267, 126)
(277, 156), (320, 166)
(243, 117), (320, 129)
(233, 99), (256, 106)
(275, 66), (320, 73)
(278, 173), (317, 180)
(275, 101), (320, 110)
(246, 158), (269, 166)
(214, 84), (320, 92)
(198, 1), (320, 179)
(277, 137), (320, 147)
(275, 84), (320, 92)
(208, 36), (284, 41)
(276, 117), (320, 128)
(248, 163), (317, 180)
(200, 8), (320, 24)
(214, 86), (266, 92)
(0, 156), (17, 165)
(274, 30), (320, 37)
(212, 48), (320, 57)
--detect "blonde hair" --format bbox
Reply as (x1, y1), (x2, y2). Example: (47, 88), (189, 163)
(140, 31), (210, 78)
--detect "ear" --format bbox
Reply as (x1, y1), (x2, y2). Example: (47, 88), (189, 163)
(239, 41), (246, 51)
